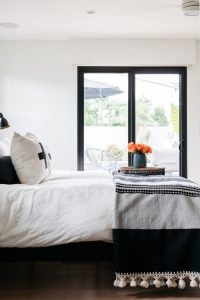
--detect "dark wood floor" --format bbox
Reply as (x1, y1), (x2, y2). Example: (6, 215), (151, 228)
(0, 261), (200, 299)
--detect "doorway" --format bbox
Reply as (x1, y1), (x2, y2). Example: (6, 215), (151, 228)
(78, 67), (187, 177)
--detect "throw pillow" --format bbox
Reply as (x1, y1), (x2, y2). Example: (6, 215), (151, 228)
(25, 132), (52, 174)
(0, 138), (11, 156)
(10, 132), (52, 185)
(0, 156), (20, 184)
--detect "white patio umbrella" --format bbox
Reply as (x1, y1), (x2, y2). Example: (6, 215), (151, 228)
(84, 78), (123, 100)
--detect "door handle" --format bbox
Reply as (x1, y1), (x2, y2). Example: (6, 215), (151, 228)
(179, 140), (184, 153)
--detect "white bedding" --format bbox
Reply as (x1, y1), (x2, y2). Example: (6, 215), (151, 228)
(0, 170), (115, 247)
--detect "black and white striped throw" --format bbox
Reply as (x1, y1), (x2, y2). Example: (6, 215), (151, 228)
(113, 174), (200, 289)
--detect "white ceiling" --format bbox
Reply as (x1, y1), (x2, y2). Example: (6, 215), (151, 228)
(0, 0), (200, 40)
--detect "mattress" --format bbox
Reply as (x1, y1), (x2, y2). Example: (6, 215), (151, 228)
(0, 170), (115, 247)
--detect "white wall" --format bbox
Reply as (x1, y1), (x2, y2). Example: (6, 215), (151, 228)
(187, 41), (200, 183)
(0, 39), (200, 182)
(0, 41), (77, 170)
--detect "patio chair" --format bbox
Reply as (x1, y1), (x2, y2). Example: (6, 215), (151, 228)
(85, 148), (117, 172)
(151, 148), (179, 175)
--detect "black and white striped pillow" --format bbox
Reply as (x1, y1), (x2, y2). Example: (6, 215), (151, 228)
(11, 132), (52, 185)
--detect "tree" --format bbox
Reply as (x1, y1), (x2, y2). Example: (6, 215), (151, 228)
(84, 98), (127, 126)
(84, 100), (99, 125)
(136, 96), (153, 126)
(84, 96), (169, 127)
(152, 106), (169, 126)
(170, 103), (179, 135)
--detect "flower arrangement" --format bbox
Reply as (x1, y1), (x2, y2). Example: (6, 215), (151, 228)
(128, 142), (152, 154)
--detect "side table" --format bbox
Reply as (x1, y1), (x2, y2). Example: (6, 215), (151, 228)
(118, 166), (165, 175)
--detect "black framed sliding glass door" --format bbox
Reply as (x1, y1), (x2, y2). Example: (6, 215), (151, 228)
(78, 67), (187, 177)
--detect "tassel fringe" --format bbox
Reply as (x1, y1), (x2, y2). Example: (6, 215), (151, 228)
(114, 272), (200, 289)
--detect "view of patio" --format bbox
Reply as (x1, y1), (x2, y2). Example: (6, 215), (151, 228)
(84, 73), (180, 175)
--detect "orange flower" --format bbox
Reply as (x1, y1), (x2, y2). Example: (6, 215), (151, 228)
(128, 142), (135, 152)
(128, 142), (152, 154)
(137, 144), (143, 152)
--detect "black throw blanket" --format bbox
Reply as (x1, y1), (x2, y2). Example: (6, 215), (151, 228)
(113, 173), (200, 289)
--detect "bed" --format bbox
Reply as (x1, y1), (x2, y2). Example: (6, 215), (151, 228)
(2, 169), (200, 289)
(0, 170), (115, 261)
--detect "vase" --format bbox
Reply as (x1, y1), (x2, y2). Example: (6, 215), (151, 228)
(132, 152), (147, 168)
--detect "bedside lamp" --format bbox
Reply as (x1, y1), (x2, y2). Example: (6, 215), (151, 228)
(0, 113), (10, 129)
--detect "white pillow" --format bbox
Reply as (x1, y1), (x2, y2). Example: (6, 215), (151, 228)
(10, 132), (52, 185)
(25, 132), (52, 174)
(0, 138), (11, 156)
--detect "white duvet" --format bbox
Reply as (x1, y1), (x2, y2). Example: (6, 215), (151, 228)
(0, 171), (115, 247)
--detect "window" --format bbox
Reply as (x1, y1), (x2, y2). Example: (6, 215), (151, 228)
(78, 67), (187, 177)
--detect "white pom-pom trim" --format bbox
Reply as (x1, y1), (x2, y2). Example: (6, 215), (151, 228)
(178, 279), (186, 289)
(149, 278), (154, 286)
(141, 280), (149, 289)
(161, 279), (166, 287)
(113, 279), (119, 287)
(166, 279), (173, 288)
(190, 279), (197, 288)
(153, 279), (161, 288)
(114, 271), (200, 289)
(172, 280), (177, 288)
(130, 280), (137, 287)
(118, 279), (127, 288)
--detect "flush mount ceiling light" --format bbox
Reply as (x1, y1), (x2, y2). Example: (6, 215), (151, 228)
(121, 0), (199, 17)
(0, 22), (19, 28)
(86, 10), (96, 15)
(182, 0), (200, 16)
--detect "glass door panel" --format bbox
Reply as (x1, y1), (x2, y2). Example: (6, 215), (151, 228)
(84, 73), (128, 171)
(135, 74), (180, 175)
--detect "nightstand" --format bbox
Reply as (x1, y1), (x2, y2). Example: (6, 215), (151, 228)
(118, 166), (165, 175)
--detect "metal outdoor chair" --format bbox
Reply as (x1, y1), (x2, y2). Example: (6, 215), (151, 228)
(85, 148), (117, 172)
(151, 148), (179, 175)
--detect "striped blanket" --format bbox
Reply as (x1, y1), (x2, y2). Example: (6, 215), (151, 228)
(113, 174), (200, 289)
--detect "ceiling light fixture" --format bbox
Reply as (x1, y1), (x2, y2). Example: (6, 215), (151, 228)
(0, 22), (19, 28)
(182, 0), (200, 16)
(86, 10), (96, 15)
